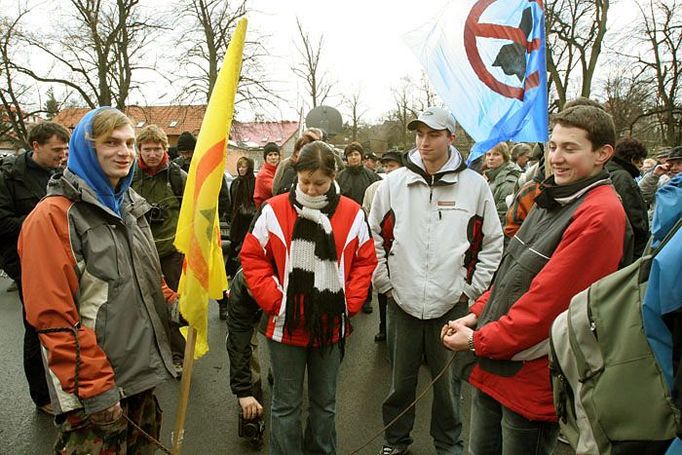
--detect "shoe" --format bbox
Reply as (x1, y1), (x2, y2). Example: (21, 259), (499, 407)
(37, 403), (54, 415)
(374, 332), (386, 342)
(378, 445), (408, 455)
(557, 433), (569, 444)
(362, 303), (373, 314)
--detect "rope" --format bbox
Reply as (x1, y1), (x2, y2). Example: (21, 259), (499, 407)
(121, 412), (173, 454)
(347, 351), (458, 455)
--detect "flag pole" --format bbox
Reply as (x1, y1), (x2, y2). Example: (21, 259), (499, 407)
(172, 327), (197, 454)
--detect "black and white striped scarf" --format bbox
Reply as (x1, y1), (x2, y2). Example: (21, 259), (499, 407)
(286, 183), (347, 355)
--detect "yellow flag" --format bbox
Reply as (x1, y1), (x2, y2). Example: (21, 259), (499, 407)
(174, 18), (248, 358)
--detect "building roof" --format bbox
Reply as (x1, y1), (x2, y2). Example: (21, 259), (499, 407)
(53, 105), (207, 135)
(52, 106), (300, 148)
(230, 121), (300, 148)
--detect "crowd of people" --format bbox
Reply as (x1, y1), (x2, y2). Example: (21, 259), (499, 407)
(0, 98), (680, 455)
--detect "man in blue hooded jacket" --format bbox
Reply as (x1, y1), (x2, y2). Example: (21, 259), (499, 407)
(18, 107), (177, 453)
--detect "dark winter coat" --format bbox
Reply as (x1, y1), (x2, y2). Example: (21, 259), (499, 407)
(336, 165), (381, 204)
(0, 152), (55, 280)
(607, 157), (650, 258)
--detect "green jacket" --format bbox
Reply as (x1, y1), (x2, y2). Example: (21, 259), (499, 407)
(486, 161), (521, 225)
(131, 162), (186, 258)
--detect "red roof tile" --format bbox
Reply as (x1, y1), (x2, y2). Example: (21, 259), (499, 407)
(52, 106), (300, 146)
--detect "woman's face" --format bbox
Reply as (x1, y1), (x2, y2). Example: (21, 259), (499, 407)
(266, 152), (280, 166)
(237, 161), (249, 176)
(346, 151), (362, 167)
(297, 169), (334, 197)
(485, 150), (505, 170)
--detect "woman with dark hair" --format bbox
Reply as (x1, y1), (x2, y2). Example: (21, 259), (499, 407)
(225, 156), (256, 277)
(240, 141), (377, 455)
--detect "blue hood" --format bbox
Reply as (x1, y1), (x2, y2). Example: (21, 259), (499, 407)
(67, 107), (135, 216)
(651, 173), (682, 245)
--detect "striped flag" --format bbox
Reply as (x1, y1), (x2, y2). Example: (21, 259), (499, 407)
(174, 18), (248, 358)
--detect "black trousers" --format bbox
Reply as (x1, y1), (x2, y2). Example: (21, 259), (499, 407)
(18, 280), (51, 407)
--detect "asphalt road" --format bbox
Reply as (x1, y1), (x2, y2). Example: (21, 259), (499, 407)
(0, 276), (572, 454)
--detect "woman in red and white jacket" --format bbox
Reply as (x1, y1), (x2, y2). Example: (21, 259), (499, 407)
(240, 140), (377, 455)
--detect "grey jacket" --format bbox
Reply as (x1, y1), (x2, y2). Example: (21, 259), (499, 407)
(18, 170), (175, 415)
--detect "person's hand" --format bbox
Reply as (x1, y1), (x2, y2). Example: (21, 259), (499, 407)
(449, 313), (478, 330)
(653, 163), (670, 177)
(442, 322), (474, 352)
(90, 402), (123, 425)
(239, 396), (263, 420)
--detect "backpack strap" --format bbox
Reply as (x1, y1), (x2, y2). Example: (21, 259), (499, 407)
(166, 162), (185, 202)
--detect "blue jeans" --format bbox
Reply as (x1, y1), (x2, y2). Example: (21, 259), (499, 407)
(382, 300), (465, 454)
(267, 339), (342, 455)
(468, 388), (559, 455)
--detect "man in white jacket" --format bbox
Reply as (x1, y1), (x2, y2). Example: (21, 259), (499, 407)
(369, 107), (503, 455)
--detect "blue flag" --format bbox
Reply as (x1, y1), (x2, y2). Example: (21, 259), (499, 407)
(404, 0), (549, 164)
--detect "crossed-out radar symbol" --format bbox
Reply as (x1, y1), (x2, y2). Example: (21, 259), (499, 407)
(464, 0), (543, 100)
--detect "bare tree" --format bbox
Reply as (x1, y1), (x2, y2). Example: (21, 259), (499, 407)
(292, 18), (334, 108)
(0, 11), (38, 149)
(602, 68), (658, 137)
(175, 0), (277, 108)
(632, 0), (682, 145)
(343, 87), (366, 142)
(14, 0), (162, 110)
(545, 0), (610, 110)
(391, 77), (418, 149)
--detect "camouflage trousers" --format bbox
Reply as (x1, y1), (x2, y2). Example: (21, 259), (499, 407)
(54, 389), (162, 455)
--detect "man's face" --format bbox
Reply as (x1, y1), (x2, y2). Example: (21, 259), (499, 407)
(364, 158), (378, 170)
(414, 124), (454, 164)
(347, 151), (362, 167)
(382, 160), (401, 173)
(669, 159), (682, 175)
(548, 124), (613, 185)
(95, 125), (136, 187)
(139, 141), (166, 168)
(32, 135), (69, 170)
(180, 150), (193, 162)
(266, 151), (280, 166)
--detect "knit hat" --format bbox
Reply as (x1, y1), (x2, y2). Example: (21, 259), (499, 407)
(176, 132), (196, 152)
(263, 142), (280, 160)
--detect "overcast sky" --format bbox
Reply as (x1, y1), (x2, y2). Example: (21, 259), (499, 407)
(13, 0), (641, 124)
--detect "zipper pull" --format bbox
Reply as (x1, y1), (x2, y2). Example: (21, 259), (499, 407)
(438, 210), (442, 220)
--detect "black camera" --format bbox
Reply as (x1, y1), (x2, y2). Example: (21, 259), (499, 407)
(147, 203), (167, 224)
(238, 411), (265, 443)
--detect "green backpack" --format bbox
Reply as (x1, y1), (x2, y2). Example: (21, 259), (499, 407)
(549, 219), (682, 455)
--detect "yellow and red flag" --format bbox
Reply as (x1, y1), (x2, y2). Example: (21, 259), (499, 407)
(174, 18), (247, 358)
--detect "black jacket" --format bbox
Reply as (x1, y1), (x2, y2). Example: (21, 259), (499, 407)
(225, 268), (262, 398)
(336, 165), (381, 204)
(606, 158), (649, 258)
(0, 152), (54, 280)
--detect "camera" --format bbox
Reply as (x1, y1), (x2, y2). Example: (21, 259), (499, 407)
(238, 411), (264, 443)
(147, 203), (167, 224)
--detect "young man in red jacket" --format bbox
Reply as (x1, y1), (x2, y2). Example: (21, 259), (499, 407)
(443, 105), (632, 455)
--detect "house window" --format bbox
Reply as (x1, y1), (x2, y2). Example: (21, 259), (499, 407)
(169, 120), (178, 128)
(136, 121), (145, 128)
